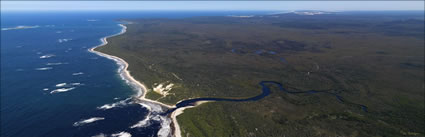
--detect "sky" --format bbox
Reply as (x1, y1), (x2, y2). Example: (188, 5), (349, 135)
(1, 1), (424, 11)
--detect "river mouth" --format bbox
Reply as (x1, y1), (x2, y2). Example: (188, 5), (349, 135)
(163, 81), (368, 115)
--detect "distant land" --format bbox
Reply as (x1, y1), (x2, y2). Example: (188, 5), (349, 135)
(95, 11), (424, 137)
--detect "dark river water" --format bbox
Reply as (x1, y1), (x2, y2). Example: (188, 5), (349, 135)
(164, 81), (368, 115)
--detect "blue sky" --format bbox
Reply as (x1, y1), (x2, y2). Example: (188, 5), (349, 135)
(1, 1), (424, 11)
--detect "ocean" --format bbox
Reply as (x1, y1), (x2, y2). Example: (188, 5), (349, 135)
(0, 11), (274, 137)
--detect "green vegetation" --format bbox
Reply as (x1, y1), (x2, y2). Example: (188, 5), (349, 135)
(96, 12), (424, 137)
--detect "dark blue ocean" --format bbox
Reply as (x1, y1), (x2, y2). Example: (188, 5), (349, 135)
(0, 11), (274, 137)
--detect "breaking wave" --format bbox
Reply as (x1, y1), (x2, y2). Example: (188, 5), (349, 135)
(91, 132), (131, 137)
(130, 116), (150, 128)
(129, 102), (171, 137)
(50, 87), (76, 94)
(35, 67), (53, 71)
(73, 117), (105, 127)
(111, 132), (131, 137)
(58, 38), (72, 43)
(55, 82), (84, 87)
(2, 25), (40, 31)
(97, 98), (133, 110)
(46, 62), (67, 66)
(72, 72), (84, 75)
(55, 83), (67, 87)
(40, 54), (55, 59)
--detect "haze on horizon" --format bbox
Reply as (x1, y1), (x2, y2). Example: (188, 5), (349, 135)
(1, 1), (424, 11)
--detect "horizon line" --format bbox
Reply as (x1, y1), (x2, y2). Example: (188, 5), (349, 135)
(2, 9), (425, 12)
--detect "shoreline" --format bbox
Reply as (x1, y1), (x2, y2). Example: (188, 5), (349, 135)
(88, 23), (210, 137)
(88, 23), (181, 137)
(170, 101), (210, 137)
(88, 24), (174, 108)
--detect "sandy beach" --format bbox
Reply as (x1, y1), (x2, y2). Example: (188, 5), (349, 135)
(89, 24), (174, 108)
(89, 23), (188, 137)
(170, 101), (210, 137)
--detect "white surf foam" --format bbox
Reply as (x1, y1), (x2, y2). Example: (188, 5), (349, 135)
(97, 98), (132, 110)
(55, 83), (67, 87)
(55, 82), (83, 87)
(43, 88), (49, 91)
(87, 19), (98, 22)
(91, 133), (107, 137)
(130, 116), (151, 128)
(157, 115), (172, 137)
(73, 117), (105, 127)
(40, 54), (55, 59)
(92, 132), (132, 137)
(50, 87), (75, 94)
(72, 72), (84, 75)
(35, 67), (53, 71)
(111, 132), (131, 137)
(46, 62), (67, 66)
(70, 83), (83, 86)
(58, 38), (72, 43)
(137, 101), (167, 113)
(132, 102), (171, 137)
(2, 25), (40, 31)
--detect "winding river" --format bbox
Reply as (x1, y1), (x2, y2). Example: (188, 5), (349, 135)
(163, 81), (368, 115)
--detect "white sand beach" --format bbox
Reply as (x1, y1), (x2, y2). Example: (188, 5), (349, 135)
(89, 23), (213, 137)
